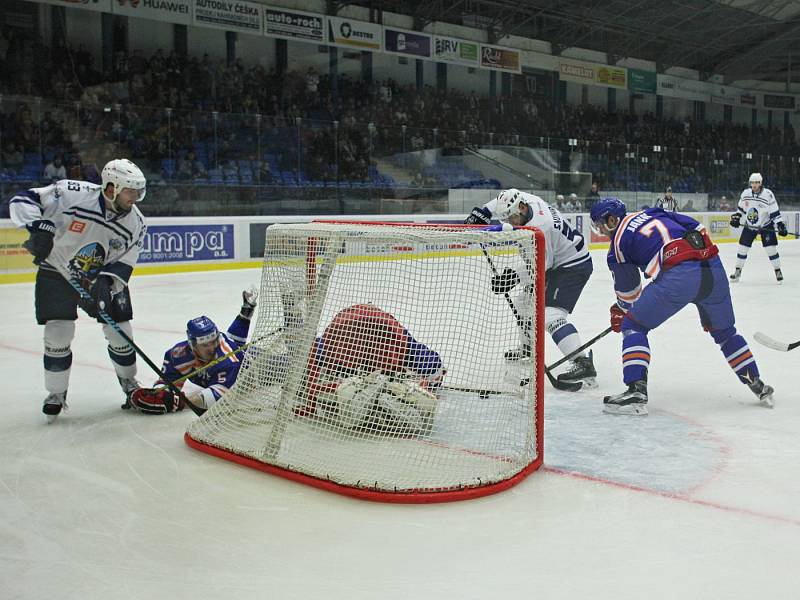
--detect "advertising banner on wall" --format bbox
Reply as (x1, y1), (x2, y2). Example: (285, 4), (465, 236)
(763, 94), (796, 110)
(326, 16), (382, 51)
(139, 224), (235, 263)
(709, 83), (739, 105)
(480, 44), (521, 73)
(559, 59), (626, 89)
(384, 27), (431, 58)
(264, 6), (324, 43)
(194, 0), (263, 34)
(112, 0), (192, 26)
(432, 35), (479, 67)
(24, 0), (111, 12)
(657, 74), (710, 102)
(628, 68), (656, 94)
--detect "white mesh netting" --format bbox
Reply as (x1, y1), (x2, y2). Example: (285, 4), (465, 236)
(186, 223), (543, 500)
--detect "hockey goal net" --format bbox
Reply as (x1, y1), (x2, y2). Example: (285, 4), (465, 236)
(185, 222), (544, 502)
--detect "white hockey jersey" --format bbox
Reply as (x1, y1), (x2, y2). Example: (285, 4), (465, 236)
(735, 186), (782, 230)
(483, 191), (589, 272)
(10, 179), (146, 285)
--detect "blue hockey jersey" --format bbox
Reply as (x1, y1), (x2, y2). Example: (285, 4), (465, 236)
(158, 315), (251, 405)
(607, 208), (707, 310)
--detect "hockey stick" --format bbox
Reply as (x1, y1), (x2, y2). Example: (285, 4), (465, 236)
(478, 243), (582, 392)
(518, 326), (613, 388)
(753, 331), (800, 352)
(58, 270), (207, 417)
(546, 325), (613, 371)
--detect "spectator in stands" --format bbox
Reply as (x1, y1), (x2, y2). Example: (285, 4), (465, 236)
(587, 181), (601, 209)
(43, 155), (66, 182)
(555, 194), (566, 212)
(3, 143), (23, 170)
(567, 193), (580, 212)
(718, 196), (732, 211)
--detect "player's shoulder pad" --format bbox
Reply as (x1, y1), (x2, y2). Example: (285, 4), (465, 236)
(170, 341), (190, 359)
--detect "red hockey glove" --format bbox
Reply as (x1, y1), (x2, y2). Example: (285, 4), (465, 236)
(610, 304), (626, 333)
(129, 387), (184, 414)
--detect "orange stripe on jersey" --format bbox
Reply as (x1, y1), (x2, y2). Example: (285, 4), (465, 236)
(219, 338), (238, 363)
(623, 352), (651, 361)
(616, 287), (642, 302)
(613, 212), (641, 263)
(729, 351), (752, 368)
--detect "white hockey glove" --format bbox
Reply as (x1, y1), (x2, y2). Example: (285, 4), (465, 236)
(240, 286), (259, 320)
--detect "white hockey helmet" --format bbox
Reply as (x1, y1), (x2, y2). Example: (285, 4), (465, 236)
(556, 194), (565, 201)
(494, 188), (522, 220)
(102, 159), (147, 203)
(748, 172), (763, 185)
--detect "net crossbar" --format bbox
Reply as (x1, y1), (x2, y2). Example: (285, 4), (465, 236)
(185, 222), (544, 502)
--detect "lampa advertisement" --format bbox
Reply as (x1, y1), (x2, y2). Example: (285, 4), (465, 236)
(384, 27), (431, 58)
(432, 36), (478, 66)
(112, 0), (192, 25)
(264, 7), (323, 43)
(326, 16), (382, 51)
(139, 224), (234, 263)
(194, 0), (263, 34)
(479, 44), (521, 73)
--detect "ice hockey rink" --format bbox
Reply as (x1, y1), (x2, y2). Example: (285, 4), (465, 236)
(1, 240), (799, 600)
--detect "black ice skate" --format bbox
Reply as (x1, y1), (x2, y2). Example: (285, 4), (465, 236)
(43, 391), (68, 423)
(729, 267), (742, 282)
(775, 268), (783, 283)
(748, 377), (774, 408)
(557, 350), (597, 387)
(118, 376), (141, 410)
(603, 380), (648, 415)
(504, 344), (531, 361)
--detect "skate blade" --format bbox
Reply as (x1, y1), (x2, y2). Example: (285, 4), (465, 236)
(556, 377), (597, 388)
(603, 403), (648, 416)
(46, 413), (59, 424)
(757, 396), (775, 409)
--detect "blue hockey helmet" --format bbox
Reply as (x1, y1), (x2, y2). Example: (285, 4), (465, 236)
(590, 197), (627, 227)
(187, 316), (219, 347)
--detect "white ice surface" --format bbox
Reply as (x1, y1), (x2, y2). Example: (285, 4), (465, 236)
(1, 242), (799, 599)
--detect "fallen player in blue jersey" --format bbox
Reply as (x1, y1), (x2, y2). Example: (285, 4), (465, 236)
(127, 288), (258, 414)
(590, 197), (775, 415)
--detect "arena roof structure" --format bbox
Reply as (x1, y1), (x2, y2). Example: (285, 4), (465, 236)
(340, 0), (800, 84)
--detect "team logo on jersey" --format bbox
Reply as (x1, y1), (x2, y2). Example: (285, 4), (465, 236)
(172, 345), (188, 358)
(746, 207), (760, 226)
(68, 220), (86, 234)
(109, 238), (125, 251)
(69, 242), (106, 280)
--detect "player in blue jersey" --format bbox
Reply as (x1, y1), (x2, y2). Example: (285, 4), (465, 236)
(295, 304), (443, 435)
(127, 288), (258, 414)
(590, 197), (775, 415)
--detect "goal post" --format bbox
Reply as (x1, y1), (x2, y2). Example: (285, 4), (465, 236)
(185, 222), (545, 503)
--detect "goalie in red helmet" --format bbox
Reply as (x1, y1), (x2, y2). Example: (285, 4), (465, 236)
(127, 288), (258, 414)
(297, 304), (445, 436)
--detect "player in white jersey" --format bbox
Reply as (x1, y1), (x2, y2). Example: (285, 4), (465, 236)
(465, 189), (596, 386)
(9, 159), (147, 421)
(729, 172), (788, 282)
